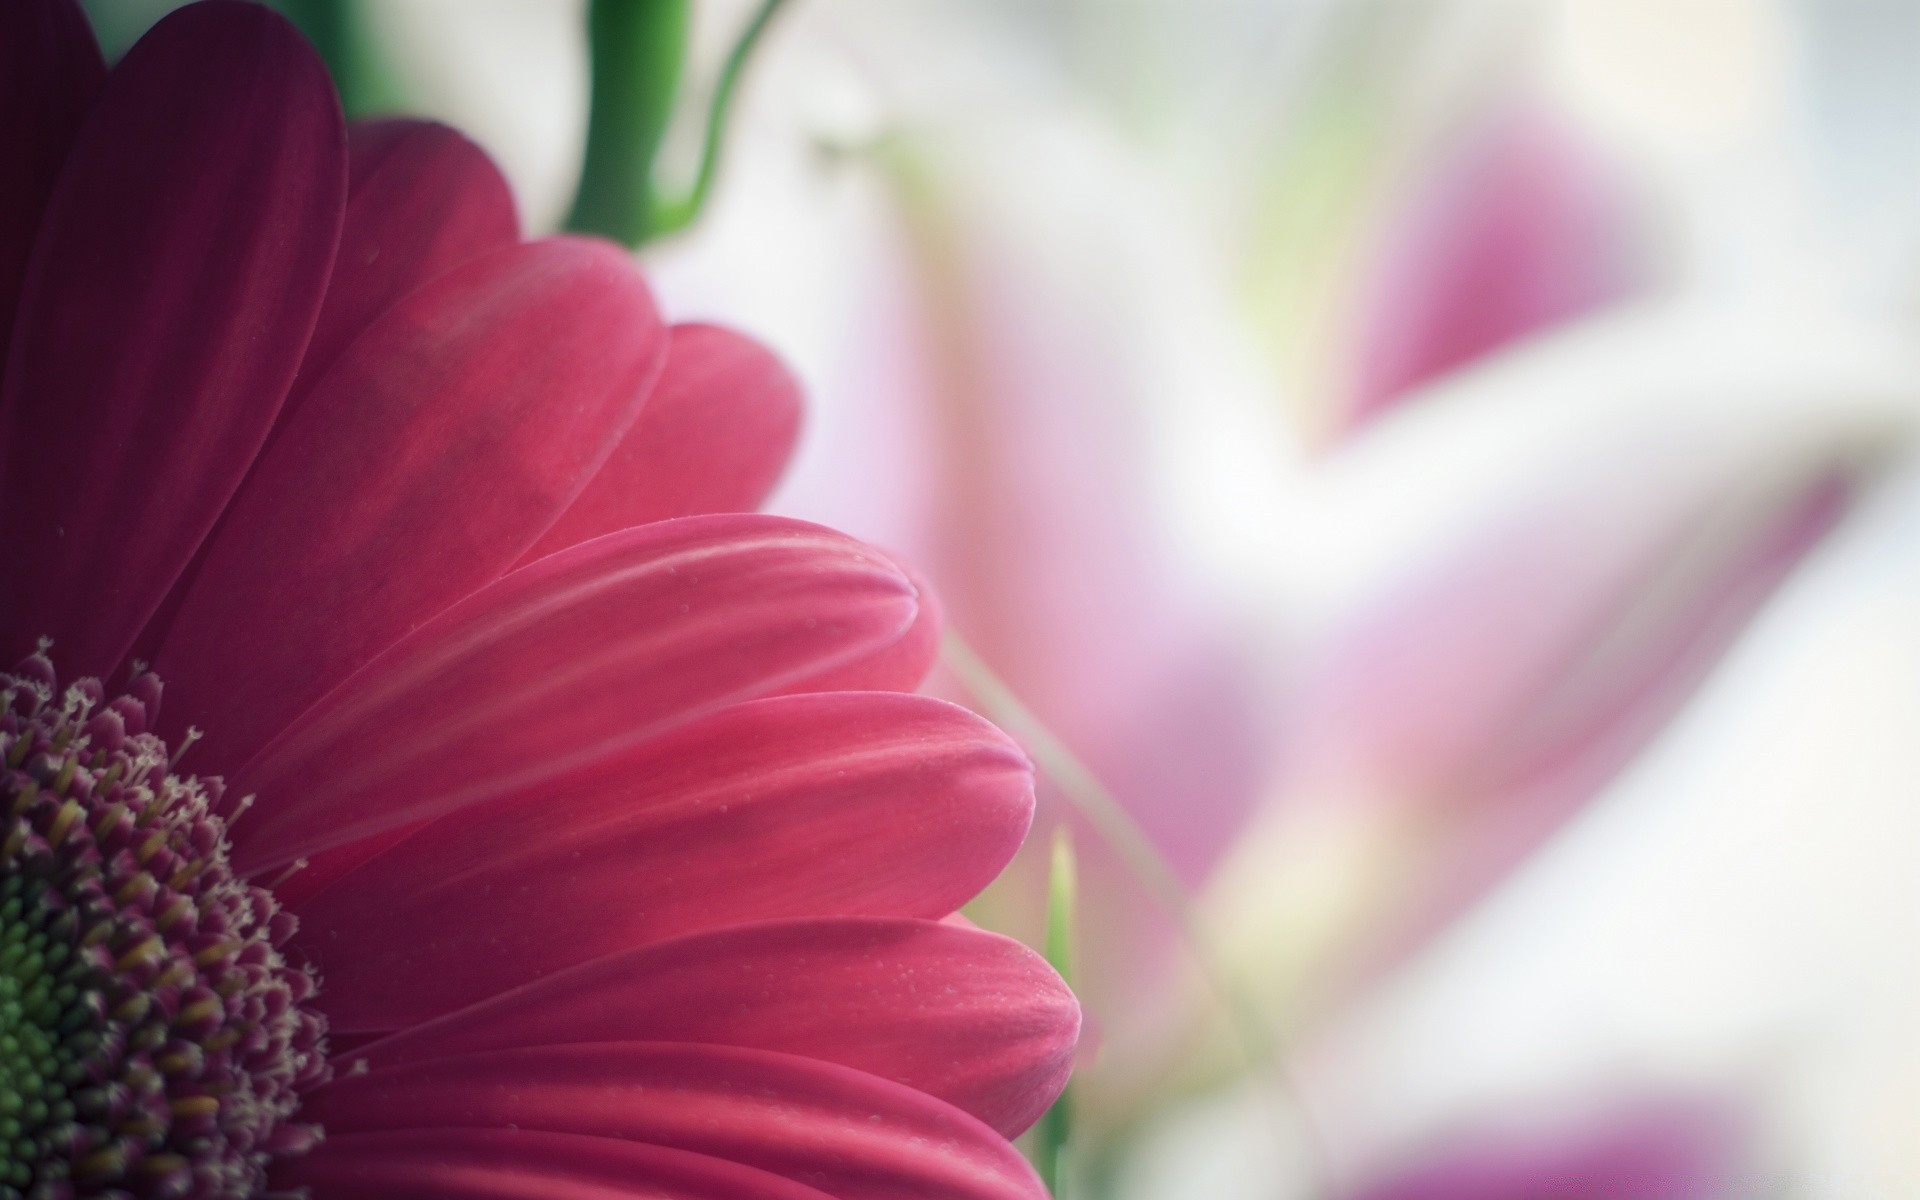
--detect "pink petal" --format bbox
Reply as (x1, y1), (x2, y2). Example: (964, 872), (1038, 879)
(1309, 471), (1847, 818)
(0, 0), (345, 676)
(284, 118), (521, 428)
(294, 691), (1033, 1022)
(1406, 475), (1849, 968)
(1354, 1103), (1739, 1200)
(1298, 435), (1860, 980)
(1344, 108), (1646, 430)
(0, 0), (102, 370)
(522, 322), (802, 563)
(260, 575), (939, 910)
(228, 516), (917, 873)
(280, 1128), (835, 1200)
(346, 916), (1079, 1138)
(302, 1041), (1047, 1200)
(780, 143), (1269, 890)
(157, 236), (666, 772)
(780, 559), (944, 694)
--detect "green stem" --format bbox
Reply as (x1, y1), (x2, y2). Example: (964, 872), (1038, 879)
(568, 0), (789, 246)
(271, 0), (402, 118)
(568, 0), (691, 245)
(644, 0), (788, 239)
(1035, 829), (1078, 1195)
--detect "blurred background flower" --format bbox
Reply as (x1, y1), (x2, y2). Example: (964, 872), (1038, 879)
(86, 0), (1920, 1195)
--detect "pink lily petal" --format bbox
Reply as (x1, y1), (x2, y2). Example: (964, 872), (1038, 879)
(293, 691), (1034, 1022)
(229, 516), (917, 873)
(1293, 424), (1865, 979)
(1343, 108), (1647, 431)
(301, 1042), (1047, 1200)
(779, 131), (1267, 888)
(345, 916), (1079, 1137)
(522, 322), (802, 563)
(286, 118), (521, 426)
(0, 0), (345, 677)
(1354, 1104), (1739, 1200)
(157, 236), (666, 771)
(1403, 478), (1849, 971)
(1307, 472), (1844, 810)
(280, 1128), (835, 1200)
(0, 0), (101, 370)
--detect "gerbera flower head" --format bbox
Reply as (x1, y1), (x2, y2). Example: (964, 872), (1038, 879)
(0, 2), (1077, 1197)
(0, 655), (324, 1196)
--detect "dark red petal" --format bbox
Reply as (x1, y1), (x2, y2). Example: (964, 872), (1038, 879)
(303, 1042), (1048, 1200)
(280, 1128), (834, 1200)
(521, 322), (802, 562)
(269, 821), (422, 911)
(229, 516), (917, 873)
(0, 0), (102, 369)
(157, 237), (665, 772)
(287, 119), (521, 426)
(123, 120), (525, 675)
(0, 1), (345, 676)
(294, 692), (1034, 1022)
(346, 916), (1080, 1138)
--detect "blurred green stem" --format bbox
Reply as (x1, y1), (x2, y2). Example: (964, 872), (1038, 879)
(568, 0), (788, 246)
(942, 631), (1206, 951)
(646, 0), (786, 238)
(1035, 828), (1078, 1195)
(942, 629), (1331, 1197)
(272, 0), (401, 118)
(568, 0), (690, 244)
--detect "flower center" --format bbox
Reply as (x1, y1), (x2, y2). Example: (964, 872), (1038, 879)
(0, 650), (327, 1198)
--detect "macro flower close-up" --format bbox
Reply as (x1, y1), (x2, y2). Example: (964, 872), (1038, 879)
(9, 0), (1920, 1197)
(0, 2), (1076, 1196)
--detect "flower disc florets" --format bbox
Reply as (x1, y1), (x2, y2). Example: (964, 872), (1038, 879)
(0, 650), (327, 1198)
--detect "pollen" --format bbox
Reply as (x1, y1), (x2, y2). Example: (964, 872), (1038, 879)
(0, 651), (328, 1198)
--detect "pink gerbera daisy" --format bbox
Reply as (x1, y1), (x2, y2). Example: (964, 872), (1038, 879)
(0, 2), (1077, 1197)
